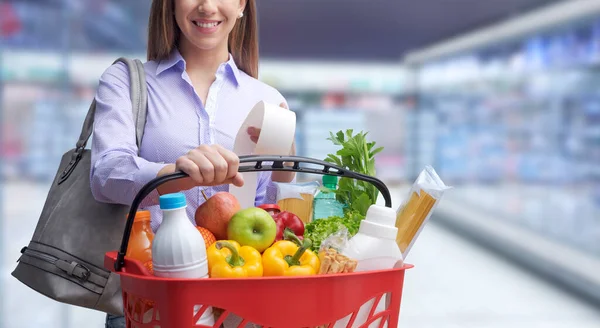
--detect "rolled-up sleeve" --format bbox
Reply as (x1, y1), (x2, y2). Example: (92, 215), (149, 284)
(90, 62), (167, 206)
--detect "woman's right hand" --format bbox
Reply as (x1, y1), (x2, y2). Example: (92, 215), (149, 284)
(157, 145), (244, 194)
(176, 144), (244, 187)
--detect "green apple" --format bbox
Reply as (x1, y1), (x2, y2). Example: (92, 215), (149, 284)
(227, 207), (277, 253)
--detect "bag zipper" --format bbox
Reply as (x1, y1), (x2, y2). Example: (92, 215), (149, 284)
(20, 247), (58, 264)
(19, 246), (92, 282)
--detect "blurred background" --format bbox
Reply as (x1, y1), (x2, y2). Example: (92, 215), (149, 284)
(2, 0), (600, 327)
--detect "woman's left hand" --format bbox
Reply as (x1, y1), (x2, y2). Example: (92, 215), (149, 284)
(247, 102), (296, 183)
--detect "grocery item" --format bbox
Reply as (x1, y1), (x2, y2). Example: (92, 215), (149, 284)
(324, 129), (383, 219)
(262, 230), (320, 276)
(257, 204), (281, 217)
(395, 165), (450, 257)
(312, 175), (345, 220)
(196, 226), (216, 249)
(318, 248), (357, 274)
(275, 181), (319, 224)
(152, 192), (214, 326)
(304, 214), (361, 252)
(273, 211), (304, 241)
(338, 205), (403, 328)
(125, 210), (156, 319)
(342, 205), (403, 271)
(227, 207), (277, 253)
(318, 226), (351, 252)
(207, 241), (263, 278)
(195, 190), (241, 240)
(126, 210), (154, 274)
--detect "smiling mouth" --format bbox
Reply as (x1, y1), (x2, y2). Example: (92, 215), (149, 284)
(193, 21), (222, 28)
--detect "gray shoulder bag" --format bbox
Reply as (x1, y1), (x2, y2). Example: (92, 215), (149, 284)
(11, 57), (148, 316)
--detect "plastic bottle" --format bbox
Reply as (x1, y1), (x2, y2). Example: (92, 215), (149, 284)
(152, 192), (214, 326)
(126, 210), (156, 320)
(336, 205), (404, 328)
(312, 175), (345, 220)
(342, 205), (403, 271)
(126, 210), (155, 274)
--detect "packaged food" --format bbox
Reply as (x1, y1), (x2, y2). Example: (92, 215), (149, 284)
(395, 165), (451, 257)
(318, 248), (357, 274)
(275, 181), (320, 224)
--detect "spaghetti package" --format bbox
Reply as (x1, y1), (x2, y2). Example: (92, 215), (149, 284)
(395, 165), (451, 258)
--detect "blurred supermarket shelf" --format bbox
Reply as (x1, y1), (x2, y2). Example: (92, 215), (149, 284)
(434, 189), (600, 307)
(387, 184), (600, 328)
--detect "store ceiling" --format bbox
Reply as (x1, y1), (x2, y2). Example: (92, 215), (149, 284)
(256, 0), (565, 61)
(4, 0), (566, 62)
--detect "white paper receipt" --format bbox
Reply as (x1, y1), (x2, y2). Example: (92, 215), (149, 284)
(229, 101), (296, 209)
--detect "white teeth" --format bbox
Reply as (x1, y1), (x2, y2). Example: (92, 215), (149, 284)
(194, 21), (219, 28)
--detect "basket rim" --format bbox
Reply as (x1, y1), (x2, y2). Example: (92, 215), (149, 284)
(105, 251), (413, 282)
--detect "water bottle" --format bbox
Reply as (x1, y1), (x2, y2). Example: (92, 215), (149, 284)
(152, 192), (214, 326)
(312, 175), (344, 220)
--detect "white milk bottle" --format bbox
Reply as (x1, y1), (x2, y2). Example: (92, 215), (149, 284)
(336, 205), (404, 328)
(152, 192), (214, 326)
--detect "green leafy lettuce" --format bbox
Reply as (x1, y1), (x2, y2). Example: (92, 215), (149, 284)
(304, 213), (361, 252)
(325, 129), (383, 217)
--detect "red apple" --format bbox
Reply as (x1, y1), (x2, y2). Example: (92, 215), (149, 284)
(195, 192), (241, 240)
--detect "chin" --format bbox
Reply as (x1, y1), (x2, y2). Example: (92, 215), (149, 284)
(189, 38), (224, 52)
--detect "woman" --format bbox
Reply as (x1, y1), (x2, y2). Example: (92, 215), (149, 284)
(91, 0), (295, 326)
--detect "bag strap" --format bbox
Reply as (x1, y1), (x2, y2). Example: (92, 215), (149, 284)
(75, 57), (148, 154)
(132, 59), (148, 149)
(58, 58), (147, 184)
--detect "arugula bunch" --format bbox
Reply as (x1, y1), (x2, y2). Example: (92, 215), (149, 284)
(324, 129), (384, 218)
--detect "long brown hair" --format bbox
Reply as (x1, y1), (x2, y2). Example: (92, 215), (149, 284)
(147, 0), (259, 79)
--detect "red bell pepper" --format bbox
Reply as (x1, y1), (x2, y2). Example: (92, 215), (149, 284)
(273, 211), (305, 241)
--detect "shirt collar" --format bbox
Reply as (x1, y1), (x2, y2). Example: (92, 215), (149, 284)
(156, 48), (242, 86)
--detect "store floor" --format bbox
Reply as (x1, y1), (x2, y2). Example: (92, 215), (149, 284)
(1, 181), (600, 328)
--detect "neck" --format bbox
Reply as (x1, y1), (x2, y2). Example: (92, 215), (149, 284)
(179, 40), (230, 81)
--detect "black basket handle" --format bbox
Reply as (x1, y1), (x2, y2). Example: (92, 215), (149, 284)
(114, 155), (392, 271)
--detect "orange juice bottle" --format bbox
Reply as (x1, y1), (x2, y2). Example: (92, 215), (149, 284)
(126, 210), (154, 274)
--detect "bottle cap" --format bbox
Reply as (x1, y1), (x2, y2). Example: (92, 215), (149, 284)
(365, 205), (396, 226)
(322, 175), (338, 186)
(133, 210), (151, 223)
(359, 205), (398, 240)
(159, 193), (187, 210)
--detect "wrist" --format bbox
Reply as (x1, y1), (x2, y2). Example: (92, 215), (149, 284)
(156, 164), (195, 194)
(157, 164), (176, 177)
(272, 143), (296, 183)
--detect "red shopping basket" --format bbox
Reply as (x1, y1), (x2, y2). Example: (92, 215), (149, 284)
(106, 155), (413, 328)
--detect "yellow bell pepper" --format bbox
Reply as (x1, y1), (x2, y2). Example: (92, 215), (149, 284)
(262, 229), (320, 276)
(207, 240), (263, 278)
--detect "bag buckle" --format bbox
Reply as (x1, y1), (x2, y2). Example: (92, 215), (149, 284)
(70, 146), (84, 164)
(76, 263), (92, 282)
(58, 147), (85, 184)
(56, 260), (91, 282)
